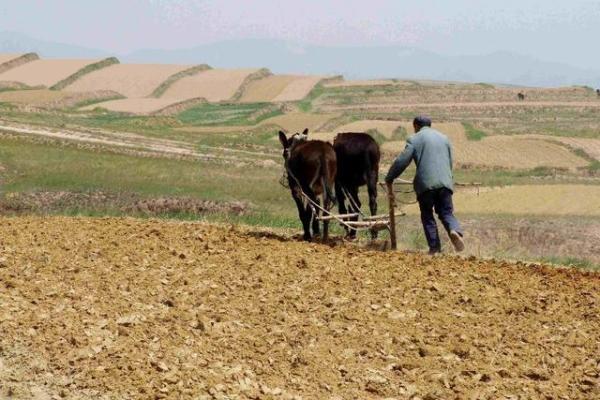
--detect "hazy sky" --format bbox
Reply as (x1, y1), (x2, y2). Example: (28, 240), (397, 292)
(1, 0), (599, 69)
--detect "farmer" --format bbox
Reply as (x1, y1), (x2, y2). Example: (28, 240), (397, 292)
(385, 115), (464, 254)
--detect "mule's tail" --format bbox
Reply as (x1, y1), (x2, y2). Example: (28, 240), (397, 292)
(320, 156), (336, 208)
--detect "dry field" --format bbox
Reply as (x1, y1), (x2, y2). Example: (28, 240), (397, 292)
(65, 64), (192, 98)
(80, 98), (206, 115)
(322, 79), (404, 88)
(315, 84), (599, 110)
(176, 112), (339, 135)
(310, 120), (404, 142)
(0, 217), (597, 399)
(379, 122), (589, 170)
(260, 112), (339, 133)
(522, 135), (600, 161)
(162, 69), (259, 103)
(271, 76), (325, 102)
(403, 184), (600, 216)
(238, 75), (323, 103)
(335, 120), (404, 139)
(0, 59), (102, 87)
(0, 54), (23, 65)
(0, 89), (120, 109)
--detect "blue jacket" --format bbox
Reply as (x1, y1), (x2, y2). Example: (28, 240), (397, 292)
(385, 127), (454, 196)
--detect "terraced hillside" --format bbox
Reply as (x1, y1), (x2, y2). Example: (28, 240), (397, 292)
(0, 58), (114, 88)
(64, 63), (195, 98)
(0, 53), (39, 75)
(238, 75), (325, 103)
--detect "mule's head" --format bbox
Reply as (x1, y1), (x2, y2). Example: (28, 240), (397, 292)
(278, 128), (309, 160)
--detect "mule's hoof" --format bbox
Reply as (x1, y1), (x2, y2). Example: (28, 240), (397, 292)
(345, 234), (358, 242)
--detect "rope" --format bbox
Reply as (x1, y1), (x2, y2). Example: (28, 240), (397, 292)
(281, 162), (381, 233)
(341, 186), (365, 218)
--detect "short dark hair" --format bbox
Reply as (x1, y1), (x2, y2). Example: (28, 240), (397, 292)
(413, 115), (432, 128)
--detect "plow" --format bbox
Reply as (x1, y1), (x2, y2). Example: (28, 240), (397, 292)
(296, 178), (481, 250)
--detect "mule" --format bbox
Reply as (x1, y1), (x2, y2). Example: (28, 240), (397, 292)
(333, 132), (380, 239)
(279, 129), (337, 241)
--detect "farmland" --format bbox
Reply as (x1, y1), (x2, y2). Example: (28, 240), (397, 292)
(0, 52), (599, 400)
(0, 217), (598, 399)
(0, 53), (599, 269)
(0, 58), (111, 88)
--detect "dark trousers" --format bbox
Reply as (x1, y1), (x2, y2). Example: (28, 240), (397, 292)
(417, 188), (462, 253)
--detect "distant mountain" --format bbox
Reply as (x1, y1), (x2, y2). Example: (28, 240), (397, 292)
(0, 31), (109, 59)
(125, 40), (600, 88)
(2, 32), (599, 88)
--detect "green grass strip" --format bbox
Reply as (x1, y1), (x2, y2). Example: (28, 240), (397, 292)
(462, 122), (487, 141)
(150, 64), (212, 98)
(51, 57), (120, 90)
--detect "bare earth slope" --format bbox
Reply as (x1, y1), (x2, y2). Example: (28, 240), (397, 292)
(0, 59), (102, 87)
(65, 64), (192, 98)
(0, 217), (597, 399)
(239, 75), (323, 103)
(162, 69), (259, 102)
(379, 122), (589, 170)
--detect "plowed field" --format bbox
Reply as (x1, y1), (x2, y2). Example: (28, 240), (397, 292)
(0, 217), (598, 400)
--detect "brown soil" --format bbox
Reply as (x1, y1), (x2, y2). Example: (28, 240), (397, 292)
(0, 89), (122, 109)
(0, 217), (597, 399)
(0, 59), (103, 87)
(65, 64), (192, 98)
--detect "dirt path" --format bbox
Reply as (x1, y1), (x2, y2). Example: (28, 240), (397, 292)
(0, 121), (278, 165)
(0, 217), (597, 399)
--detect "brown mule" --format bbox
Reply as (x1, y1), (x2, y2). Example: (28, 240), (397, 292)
(279, 129), (337, 241)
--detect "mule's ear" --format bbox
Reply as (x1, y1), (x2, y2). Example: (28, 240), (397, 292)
(302, 128), (309, 136)
(278, 131), (288, 148)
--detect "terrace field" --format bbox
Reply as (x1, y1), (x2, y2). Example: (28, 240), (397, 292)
(0, 62), (598, 268)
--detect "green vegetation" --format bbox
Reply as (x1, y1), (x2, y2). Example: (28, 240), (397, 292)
(177, 102), (283, 126)
(587, 160), (600, 175)
(230, 68), (272, 102)
(0, 135), (293, 220)
(297, 84), (325, 112)
(391, 125), (408, 140)
(365, 128), (387, 145)
(51, 57), (120, 90)
(150, 64), (212, 98)
(69, 94), (126, 110)
(462, 122), (487, 141)
(540, 256), (599, 271)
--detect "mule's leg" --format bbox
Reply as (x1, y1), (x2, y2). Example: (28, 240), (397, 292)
(292, 192), (311, 241)
(323, 192), (331, 241)
(335, 181), (349, 235)
(367, 173), (379, 239)
(304, 187), (320, 239)
(347, 186), (361, 239)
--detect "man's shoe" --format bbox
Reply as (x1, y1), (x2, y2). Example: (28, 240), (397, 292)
(449, 231), (465, 252)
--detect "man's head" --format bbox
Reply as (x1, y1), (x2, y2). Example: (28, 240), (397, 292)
(413, 115), (432, 132)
